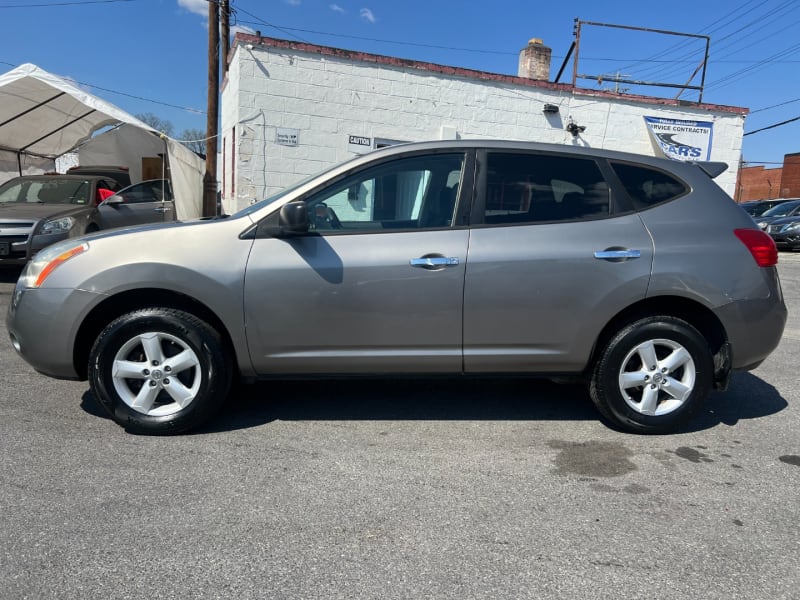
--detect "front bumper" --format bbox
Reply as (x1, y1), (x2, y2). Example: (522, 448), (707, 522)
(0, 231), (71, 265)
(6, 285), (104, 380)
(770, 232), (800, 250)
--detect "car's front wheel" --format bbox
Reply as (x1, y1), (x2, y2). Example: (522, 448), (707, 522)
(589, 316), (713, 434)
(89, 308), (231, 434)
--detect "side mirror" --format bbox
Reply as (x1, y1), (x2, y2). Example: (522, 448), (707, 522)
(279, 200), (310, 234)
(101, 194), (123, 206)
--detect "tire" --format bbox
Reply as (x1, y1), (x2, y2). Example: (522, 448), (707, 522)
(89, 308), (231, 435)
(589, 316), (713, 434)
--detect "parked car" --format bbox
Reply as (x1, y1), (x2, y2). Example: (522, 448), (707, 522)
(754, 199), (800, 230)
(765, 215), (800, 250)
(0, 174), (121, 264)
(67, 165), (132, 189)
(740, 198), (794, 216)
(94, 179), (176, 230)
(0, 175), (175, 265)
(6, 141), (786, 435)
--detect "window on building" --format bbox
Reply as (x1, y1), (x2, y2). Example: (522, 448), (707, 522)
(482, 152), (610, 225)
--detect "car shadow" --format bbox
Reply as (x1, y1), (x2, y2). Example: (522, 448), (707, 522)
(80, 370), (789, 435)
(685, 371), (789, 432)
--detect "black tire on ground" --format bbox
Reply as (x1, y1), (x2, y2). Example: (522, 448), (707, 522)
(589, 316), (713, 434)
(89, 307), (231, 435)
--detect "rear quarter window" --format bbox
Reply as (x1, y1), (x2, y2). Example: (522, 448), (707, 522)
(611, 162), (688, 209)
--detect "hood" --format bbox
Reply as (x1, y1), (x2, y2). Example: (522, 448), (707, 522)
(79, 212), (245, 244)
(0, 202), (91, 221)
(767, 215), (800, 226)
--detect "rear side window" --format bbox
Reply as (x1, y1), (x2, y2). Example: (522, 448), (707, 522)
(611, 162), (688, 208)
(483, 153), (610, 225)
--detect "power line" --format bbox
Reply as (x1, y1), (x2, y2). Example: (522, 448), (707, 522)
(751, 97), (800, 114)
(744, 115), (800, 136)
(0, 0), (137, 7)
(0, 60), (205, 115)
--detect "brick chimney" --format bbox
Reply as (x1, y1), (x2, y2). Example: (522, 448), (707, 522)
(518, 38), (552, 81)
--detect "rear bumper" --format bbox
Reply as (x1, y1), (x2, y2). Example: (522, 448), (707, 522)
(713, 269), (787, 372)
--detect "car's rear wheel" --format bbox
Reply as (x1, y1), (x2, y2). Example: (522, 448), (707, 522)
(89, 308), (231, 434)
(589, 316), (713, 434)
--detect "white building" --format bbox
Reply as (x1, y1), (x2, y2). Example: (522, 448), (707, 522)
(220, 34), (747, 213)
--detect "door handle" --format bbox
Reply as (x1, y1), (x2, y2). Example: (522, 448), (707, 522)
(153, 206), (170, 212)
(409, 256), (460, 269)
(593, 249), (641, 261)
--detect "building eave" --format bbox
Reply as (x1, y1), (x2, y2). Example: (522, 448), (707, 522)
(233, 33), (749, 116)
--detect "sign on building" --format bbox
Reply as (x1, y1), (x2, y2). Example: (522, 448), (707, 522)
(347, 135), (372, 154)
(644, 117), (713, 161)
(276, 128), (299, 146)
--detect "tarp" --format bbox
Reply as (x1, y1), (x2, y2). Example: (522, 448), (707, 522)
(77, 124), (204, 219)
(0, 63), (203, 219)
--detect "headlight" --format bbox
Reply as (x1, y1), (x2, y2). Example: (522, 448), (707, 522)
(756, 221), (768, 230)
(782, 222), (800, 232)
(40, 216), (76, 235)
(19, 240), (89, 288)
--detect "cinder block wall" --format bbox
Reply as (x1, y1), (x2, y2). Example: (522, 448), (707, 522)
(221, 41), (745, 212)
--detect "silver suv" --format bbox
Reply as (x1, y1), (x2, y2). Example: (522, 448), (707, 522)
(6, 141), (787, 435)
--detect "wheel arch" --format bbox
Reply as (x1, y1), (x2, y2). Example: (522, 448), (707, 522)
(588, 295), (728, 377)
(73, 288), (238, 380)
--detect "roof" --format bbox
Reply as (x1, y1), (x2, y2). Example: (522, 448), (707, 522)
(232, 34), (748, 116)
(0, 63), (156, 159)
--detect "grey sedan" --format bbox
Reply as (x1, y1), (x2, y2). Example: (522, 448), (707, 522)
(6, 141), (787, 435)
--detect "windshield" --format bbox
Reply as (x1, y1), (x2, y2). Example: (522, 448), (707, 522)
(0, 178), (92, 205)
(762, 201), (800, 217)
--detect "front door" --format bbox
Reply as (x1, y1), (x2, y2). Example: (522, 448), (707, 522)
(243, 152), (471, 375)
(96, 180), (174, 229)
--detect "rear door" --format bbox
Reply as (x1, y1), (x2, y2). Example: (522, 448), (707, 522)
(243, 151), (472, 375)
(463, 150), (654, 373)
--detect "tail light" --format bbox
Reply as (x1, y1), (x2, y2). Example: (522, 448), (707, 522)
(734, 228), (778, 267)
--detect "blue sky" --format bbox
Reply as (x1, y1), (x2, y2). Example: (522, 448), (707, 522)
(1, 0), (799, 167)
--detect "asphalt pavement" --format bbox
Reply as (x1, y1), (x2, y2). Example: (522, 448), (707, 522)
(1, 256), (798, 599)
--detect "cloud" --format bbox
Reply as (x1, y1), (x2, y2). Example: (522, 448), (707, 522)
(360, 7), (376, 23)
(330, 3), (345, 13)
(177, 0), (207, 17)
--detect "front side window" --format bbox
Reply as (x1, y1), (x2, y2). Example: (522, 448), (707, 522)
(119, 180), (174, 204)
(483, 153), (610, 225)
(304, 153), (465, 233)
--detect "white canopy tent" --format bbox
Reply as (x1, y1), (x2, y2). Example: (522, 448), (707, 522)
(0, 63), (203, 219)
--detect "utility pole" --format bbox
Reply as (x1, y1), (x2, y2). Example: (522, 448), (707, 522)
(221, 0), (230, 73)
(203, 0), (220, 216)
